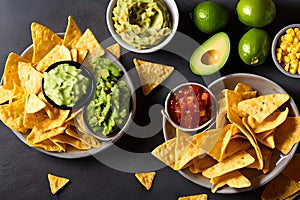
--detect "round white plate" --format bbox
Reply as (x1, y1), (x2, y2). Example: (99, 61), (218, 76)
(163, 73), (299, 193)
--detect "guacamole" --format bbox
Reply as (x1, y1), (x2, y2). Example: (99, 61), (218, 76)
(43, 63), (89, 107)
(112, 0), (172, 49)
(85, 57), (130, 136)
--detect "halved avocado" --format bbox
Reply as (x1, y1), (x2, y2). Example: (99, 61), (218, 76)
(190, 32), (230, 75)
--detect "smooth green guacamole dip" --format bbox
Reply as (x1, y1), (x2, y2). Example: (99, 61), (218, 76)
(43, 63), (89, 107)
(85, 57), (130, 136)
(112, 0), (172, 49)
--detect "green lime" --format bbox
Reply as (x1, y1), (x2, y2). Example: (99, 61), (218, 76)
(191, 1), (229, 34)
(238, 28), (271, 66)
(236, 0), (276, 27)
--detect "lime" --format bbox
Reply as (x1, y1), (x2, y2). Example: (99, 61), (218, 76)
(236, 0), (276, 27)
(191, 1), (229, 34)
(238, 28), (271, 66)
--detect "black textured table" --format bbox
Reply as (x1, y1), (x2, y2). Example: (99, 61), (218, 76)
(0, 0), (299, 199)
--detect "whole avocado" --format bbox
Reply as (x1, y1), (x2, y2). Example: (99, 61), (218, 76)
(238, 28), (271, 66)
(236, 0), (276, 27)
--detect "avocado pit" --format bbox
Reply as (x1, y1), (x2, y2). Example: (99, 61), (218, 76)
(201, 49), (221, 65)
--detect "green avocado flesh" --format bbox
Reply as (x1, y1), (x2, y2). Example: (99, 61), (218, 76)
(190, 32), (230, 75)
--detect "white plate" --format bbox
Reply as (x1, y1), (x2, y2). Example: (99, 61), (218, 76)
(10, 33), (136, 159)
(163, 73), (299, 193)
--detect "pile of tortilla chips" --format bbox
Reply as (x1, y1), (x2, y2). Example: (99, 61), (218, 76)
(152, 82), (300, 193)
(0, 16), (108, 152)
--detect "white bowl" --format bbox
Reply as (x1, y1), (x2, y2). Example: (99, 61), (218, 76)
(106, 0), (179, 53)
(271, 24), (300, 78)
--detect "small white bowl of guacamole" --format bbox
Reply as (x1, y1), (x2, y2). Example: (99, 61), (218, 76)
(106, 0), (179, 53)
(42, 61), (95, 110)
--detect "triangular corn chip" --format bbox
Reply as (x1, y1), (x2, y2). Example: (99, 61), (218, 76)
(134, 172), (156, 190)
(237, 93), (290, 123)
(178, 193), (208, 200)
(31, 22), (63, 63)
(133, 58), (174, 96)
(18, 62), (43, 94)
(48, 173), (70, 194)
(107, 43), (121, 60)
(151, 138), (176, 169)
(63, 16), (82, 49)
(26, 93), (46, 113)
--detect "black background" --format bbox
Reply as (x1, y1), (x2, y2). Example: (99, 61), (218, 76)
(0, 0), (299, 199)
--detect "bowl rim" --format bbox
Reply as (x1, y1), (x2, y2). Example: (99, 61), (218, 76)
(164, 82), (217, 133)
(271, 23), (300, 78)
(106, 0), (179, 53)
(42, 60), (96, 110)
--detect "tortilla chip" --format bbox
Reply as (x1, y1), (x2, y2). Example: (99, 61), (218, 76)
(246, 107), (289, 133)
(75, 28), (104, 57)
(257, 131), (275, 149)
(135, 172), (156, 190)
(151, 138), (176, 169)
(31, 22), (63, 63)
(220, 138), (251, 161)
(274, 117), (300, 155)
(237, 94), (290, 123)
(282, 154), (300, 182)
(25, 93), (46, 113)
(107, 43), (121, 60)
(0, 97), (28, 133)
(35, 109), (70, 131)
(234, 83), (257, 100)
(261, 173), (300, 200)
(0, 86), (15, 104)
(35, 44), (72, 72)
(26, 125), (67, 144)
(48, 173), (70, 194)
(77, 49), (88, 64)
(18, 61), (43, 94)
(28, 138), (63, 152)
(50, 134), (91, 150)
(2, 52), (30, 89)
(70, 49), (78, 62)
(224, 89), (243, 116)
(23, 109), (48, 129)
(133, 58), (174, 96)
(189, 155), (217, 174)
(178, 194), (208, 200)
(63, 16), (82, 49)
(247, 147), (273, 174)
(210, 170), (251, 193)
(227, 108), (264, 170)
(202, 151), (255, 179)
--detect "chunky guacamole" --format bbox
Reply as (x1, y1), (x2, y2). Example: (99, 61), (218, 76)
(112, 0), (172, 49)
(85, 57), (130, 136)
(43, 63), (89, 107)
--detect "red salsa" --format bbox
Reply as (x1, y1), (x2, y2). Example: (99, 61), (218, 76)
(167, 84), (213, 129)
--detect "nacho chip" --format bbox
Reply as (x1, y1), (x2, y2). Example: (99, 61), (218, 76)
(31, 22), (63, 63)
(35, 109), (70, 131)
(0, 97), (28, 133)
(28, 138), (63, 152)
(63, 16), (82, 49)
(35, 44), (72, 72)
(227, 108), (264, 170)
(202, 151), (255, 179)
(261, 173), (300, 200)
(70, 49), (78, 62)
(133, 58), (174, 96)
(282, 154), (300, 182)
(2, 52), (30, 89)
(0, 85), (15, 104)
(210, 170), (251, 193)
(274, 117), (300, 155)
(245, 107), (289, 133)
(25, 93), (46, 113)
(219, 138), (251, 161)
(107, 43), (121, 60)
(237, 94), (290, 123)
(189, 155), (217, 174)
(247, 147), (273, 174)
(23, 109), (48, 129)
(151, 138), (176, 169)
(50, 134), (91, 150)
(134, 172), (156, 190)
(77, 49), (88, 64)
(75, 28), (104, 57)
(18, 61), (43, 94)
(224, 89), (243, 116)
(178, 194), (208, 200)
(26, 125), (67, 144)
(48, 173), (70, 194)
(234, 83), (257, 100)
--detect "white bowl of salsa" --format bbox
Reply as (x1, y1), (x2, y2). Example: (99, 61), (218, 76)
(164, 82), (217, 133)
